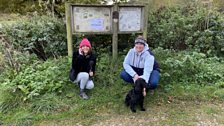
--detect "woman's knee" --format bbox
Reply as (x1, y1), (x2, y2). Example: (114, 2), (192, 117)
(147, 70), (160, 89)
(86, 81), (94, 89)
(78, 72), (89, 80)
(120, 70), (126, 79)
(147, 81), (158, 89)
(120, 70), (133, 83)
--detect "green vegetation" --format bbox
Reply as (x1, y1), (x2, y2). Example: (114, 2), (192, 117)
(2, 16), (67, 60)
(0, 50), (223, 125)
(148, 4), (224, 56)
(0, 0), (224, 125)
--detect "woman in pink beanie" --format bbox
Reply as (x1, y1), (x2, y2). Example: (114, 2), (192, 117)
(69, 38), (96, 99)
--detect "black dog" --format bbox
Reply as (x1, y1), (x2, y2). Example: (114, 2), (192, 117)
(125, 78), (147, 113)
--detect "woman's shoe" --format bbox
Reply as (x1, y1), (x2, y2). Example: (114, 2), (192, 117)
(79, 91), (89, 100)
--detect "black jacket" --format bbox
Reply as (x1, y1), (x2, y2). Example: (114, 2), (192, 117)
(69, 51), (96, 81)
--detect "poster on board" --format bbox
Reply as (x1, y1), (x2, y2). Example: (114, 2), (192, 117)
(73, 6), (112, 33)
(119, 7), (143, 32)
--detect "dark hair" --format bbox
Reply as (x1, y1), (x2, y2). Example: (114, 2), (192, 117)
(88, 48), (92, 55)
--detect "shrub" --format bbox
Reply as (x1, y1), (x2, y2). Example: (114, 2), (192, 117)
(94, 53), (124, 87)
(2, 16), (67, 60)
(152, 47), (224, 85)
(1, 57), (70, 101)
(148, 4), (224, 56)
(1, 26), (39, 74)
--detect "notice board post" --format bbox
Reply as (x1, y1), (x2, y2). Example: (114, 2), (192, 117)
(65, 2), (73, 57)
(112, 4), (118, 59)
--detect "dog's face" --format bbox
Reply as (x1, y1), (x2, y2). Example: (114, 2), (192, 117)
(134, 78), (146, 94)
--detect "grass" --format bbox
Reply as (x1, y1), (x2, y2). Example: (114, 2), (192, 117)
(0, 77), (224, 126)
(0, 54), (224, 126)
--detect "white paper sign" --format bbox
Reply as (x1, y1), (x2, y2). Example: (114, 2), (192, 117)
(90, 18), (104, 31)
(119, 7), (142, 32)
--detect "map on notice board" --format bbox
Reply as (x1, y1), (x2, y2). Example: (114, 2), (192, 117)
(119, 7), (142, 32)
(73, 6), (112, 33)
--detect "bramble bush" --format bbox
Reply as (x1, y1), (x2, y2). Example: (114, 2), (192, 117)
(148, 3), (224, 57)
(2, 16), (67, 60)
(0, 57), (70, 102)
(94, 52), (124, 87)
(152, 47), (224, 85)
(0, 33), (39, 78)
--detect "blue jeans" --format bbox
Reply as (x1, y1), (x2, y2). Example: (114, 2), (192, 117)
(120, 69), (160, 89)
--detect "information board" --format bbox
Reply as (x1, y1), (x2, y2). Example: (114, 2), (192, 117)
(72, 6), (112, 33)
(119, 7), (143, 32)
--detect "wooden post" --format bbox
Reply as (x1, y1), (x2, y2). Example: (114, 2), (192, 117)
(65, 2), (73, 57)
(143, 4), (149, 40)
(112, 4), (118, 59)
(52, 0), (55, 17)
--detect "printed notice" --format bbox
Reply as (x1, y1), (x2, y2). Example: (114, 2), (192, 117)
(73, 6), (111, 32)
(90, 19), (104, 31)
(119, 7), (142, 32)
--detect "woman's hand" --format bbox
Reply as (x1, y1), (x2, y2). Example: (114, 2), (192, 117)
(89, 71), (93, 76)
(79, 48), (83, 55)
(133, 74), (139, 82)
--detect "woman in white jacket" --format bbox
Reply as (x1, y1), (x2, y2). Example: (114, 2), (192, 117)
(120, 36), (160, 92)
